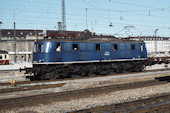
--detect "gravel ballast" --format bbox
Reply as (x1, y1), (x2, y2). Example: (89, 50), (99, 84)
(3, 83), (170, 113)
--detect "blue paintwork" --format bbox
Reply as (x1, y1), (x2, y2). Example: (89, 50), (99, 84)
(33, 40), (147, 63)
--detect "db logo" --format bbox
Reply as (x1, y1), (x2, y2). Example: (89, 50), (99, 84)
(104, 51), (110, 56)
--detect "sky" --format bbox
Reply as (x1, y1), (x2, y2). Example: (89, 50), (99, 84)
(0, 0), (170, 37)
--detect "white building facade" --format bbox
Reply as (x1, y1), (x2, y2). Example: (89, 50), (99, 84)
(134, 37), (170, 57)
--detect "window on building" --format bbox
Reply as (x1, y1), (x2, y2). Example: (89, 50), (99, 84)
(56, 43), (61, 52)
(72, 44), (78, 51)
(96, 44), (100, 51)
(113, 44), (118, 51)
(28, 54), (31, 62)
(131, 44), (135, 50)
(0, 55), (2, 59)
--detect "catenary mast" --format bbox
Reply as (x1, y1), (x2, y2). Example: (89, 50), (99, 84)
(62, 0), (66, 31)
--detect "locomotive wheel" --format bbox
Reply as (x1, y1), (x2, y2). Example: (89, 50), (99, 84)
(33, 72), (44, 80)
(44, 72), (57, 80)
(133, 63), (143, 72)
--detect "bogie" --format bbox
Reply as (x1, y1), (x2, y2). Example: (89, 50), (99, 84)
(26, 61), (146, 80)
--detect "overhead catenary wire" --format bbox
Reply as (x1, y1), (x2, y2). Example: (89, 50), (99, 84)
(1, 8), (170, 27)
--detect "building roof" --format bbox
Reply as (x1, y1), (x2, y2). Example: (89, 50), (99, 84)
(1, 29), (92, 39)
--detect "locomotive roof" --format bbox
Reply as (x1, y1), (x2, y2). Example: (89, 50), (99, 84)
(39, 36), (143, 43)
(0, 50), (8, 54)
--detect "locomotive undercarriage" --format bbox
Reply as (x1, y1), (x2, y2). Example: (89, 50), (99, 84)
(25, 60), (147, 80)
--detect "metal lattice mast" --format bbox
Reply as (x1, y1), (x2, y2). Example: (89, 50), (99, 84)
(62, 0), (66, 31)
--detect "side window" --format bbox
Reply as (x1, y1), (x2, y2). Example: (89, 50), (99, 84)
(0, 55), (2, 59)
(131, 44), (135, 50)
(56, 43), (61, 52)
(5, 55), (7, 59)
(141, 44), (144, 51)
(113, 44), (118, 51)
(96, 44), (100, 51)
(73, 44), (78, 51)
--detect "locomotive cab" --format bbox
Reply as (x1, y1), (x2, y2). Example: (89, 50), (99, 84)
(33, 41), (62, 63)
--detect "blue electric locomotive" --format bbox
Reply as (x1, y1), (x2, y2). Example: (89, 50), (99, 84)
(25, 37), (147, 80)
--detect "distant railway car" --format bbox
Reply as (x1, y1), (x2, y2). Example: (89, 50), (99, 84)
(0, 50), (9, 65)
(147, 56), (170, 64)
(25, 37), (148, 80)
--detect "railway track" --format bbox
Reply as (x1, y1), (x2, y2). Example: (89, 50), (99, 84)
(0, 77), (169, 111)
(0, 79), (64, 86)
(0, 76), (169, 94)
(0, 83), (65, 94)
(71, 93), (170, 113)
(0, 68), (169, 86)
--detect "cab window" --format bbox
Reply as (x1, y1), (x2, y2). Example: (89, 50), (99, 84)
(73, 44), (78, 51)
(34, 45), (37, 52)
(34, 44), (44, 52)
(56, 43), (61, 52)
(113, 44), (118, 51)
(131, 44), (135, 50)
(96, 44), (100, 51)
(0, 55), (2, 59)
(38, 44), (44, 52)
